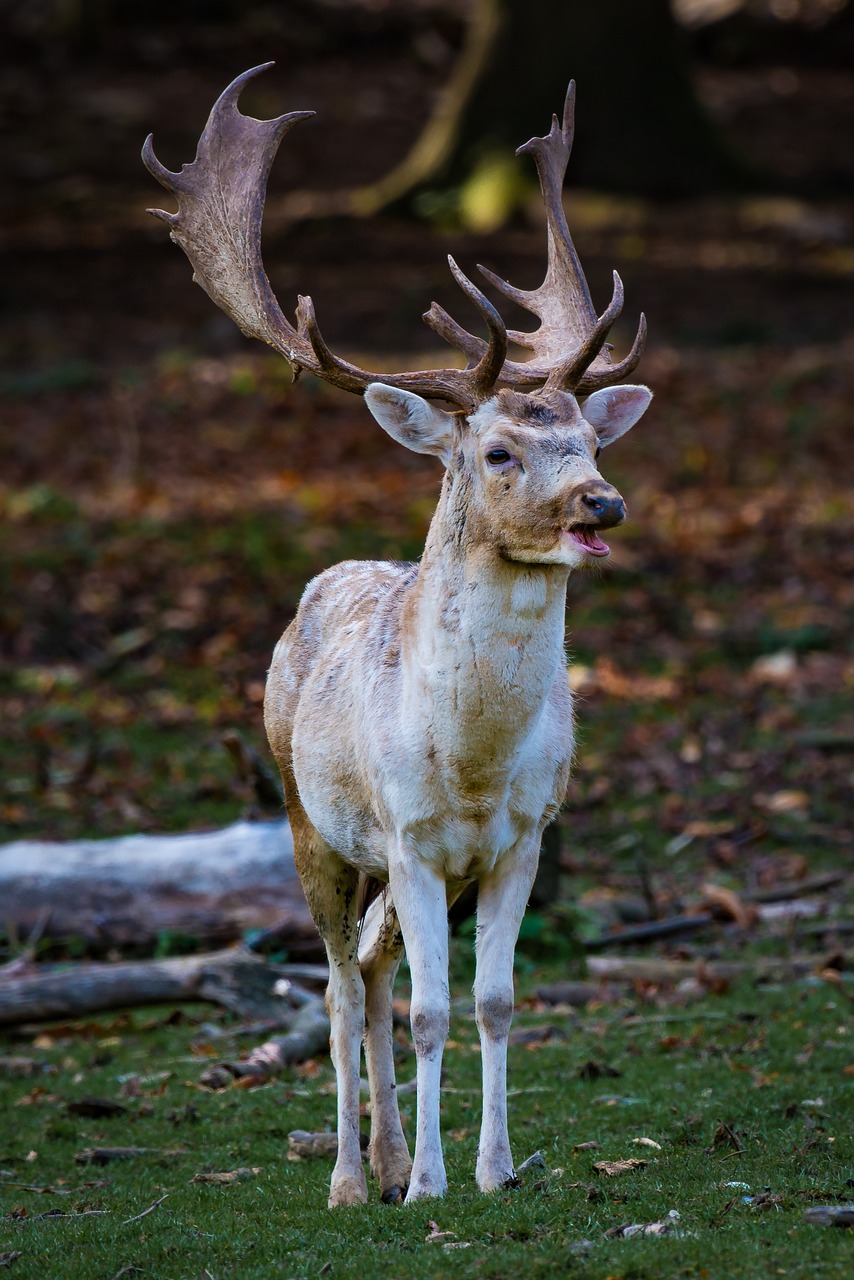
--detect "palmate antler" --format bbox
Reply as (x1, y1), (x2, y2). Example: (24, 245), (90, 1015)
(143, 64), (644, 410)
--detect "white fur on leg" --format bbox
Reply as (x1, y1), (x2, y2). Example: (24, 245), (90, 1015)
(326, 963), (368, 1207)
(387, 850), (450, 1201)
(474, 840), (540, 1192)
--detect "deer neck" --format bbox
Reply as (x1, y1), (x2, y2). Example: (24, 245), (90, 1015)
(402, 474), (570, 747)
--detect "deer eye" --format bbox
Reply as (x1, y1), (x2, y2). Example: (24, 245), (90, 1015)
(486, 448), (512, 466)
(594, 446), (602, 461)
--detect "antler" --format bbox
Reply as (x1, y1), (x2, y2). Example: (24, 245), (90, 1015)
(427, 82), (646, 396)
(142, 64), (505, 411)
(143, 66), (643, 409)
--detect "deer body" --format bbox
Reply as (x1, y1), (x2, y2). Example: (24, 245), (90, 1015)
(268, 501), (573, 885)
(144, 65), (653, 1206)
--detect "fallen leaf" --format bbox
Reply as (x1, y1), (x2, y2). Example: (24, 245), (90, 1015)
(66, 1097), (128, 1118)
(701, 883), (758, 929)
(611, 1209), (683, 1238)
(631, 1137), (662, 1150)
(426, 1221), (456, 1242)
(508, 1024), (565, 1048)
(287, 1131), (339, 1159)
(190, 1167), (261, 1185)
(754, 790), (809, 815)
(592, 1158), (648, 1177)
(750, 650), (797, 684)
(577, 1060), (621, 1081)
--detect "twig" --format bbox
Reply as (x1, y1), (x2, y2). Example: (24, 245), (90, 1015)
(35, 1209), (107, 1220)
(120, 1194), (169, 1226)
(1, 1182), (71, 1195)
(585, 913), (713, 950)
(747, 871), (848, 904)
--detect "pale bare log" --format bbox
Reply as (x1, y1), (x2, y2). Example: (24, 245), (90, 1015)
(0, 819), (321, 955)
(0, 949), (308, 1027)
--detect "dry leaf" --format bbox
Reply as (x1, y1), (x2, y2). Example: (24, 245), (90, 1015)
(613, 1209), (682, 1238)
(754, 790), (809, 815)
(190, 1167), (261, 1185)
(631, 1137), (662, 1150)
(287, 1131), (339, 1159)
(592, 1158), (648, 1177)
(426, 1221), (456, 1243)
(750, 650), (797, 684)
(701, 883), (758, 929)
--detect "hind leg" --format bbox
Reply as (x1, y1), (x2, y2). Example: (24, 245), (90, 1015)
(359, 892), (411, 1202)
(288, 796), (367, 1207)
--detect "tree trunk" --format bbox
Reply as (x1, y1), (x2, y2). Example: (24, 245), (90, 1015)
(374, 0), (751, 220)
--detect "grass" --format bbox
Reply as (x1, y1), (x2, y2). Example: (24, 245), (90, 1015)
(1, 971), (853, 1279)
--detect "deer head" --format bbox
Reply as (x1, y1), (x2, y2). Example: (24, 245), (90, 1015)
(143, 64), (651, 565)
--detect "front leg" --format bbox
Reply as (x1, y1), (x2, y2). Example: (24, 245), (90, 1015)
(474, 837), (540, 1192)
(387, 848), (450, 1201)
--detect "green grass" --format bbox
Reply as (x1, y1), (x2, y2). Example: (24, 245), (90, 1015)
(2, 975), (852, 1278)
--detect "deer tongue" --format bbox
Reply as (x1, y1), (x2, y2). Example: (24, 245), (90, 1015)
(567, 526), (610, 557)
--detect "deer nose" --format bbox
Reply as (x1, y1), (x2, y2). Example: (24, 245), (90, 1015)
(581, 490), (626, 528)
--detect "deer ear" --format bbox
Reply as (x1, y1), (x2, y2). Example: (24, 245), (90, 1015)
(582, 384), (652, 447)
(365, 384), (455, 464)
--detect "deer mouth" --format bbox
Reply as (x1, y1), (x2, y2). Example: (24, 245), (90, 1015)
(564, 525), (611, 557)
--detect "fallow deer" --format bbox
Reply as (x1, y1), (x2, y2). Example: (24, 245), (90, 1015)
(144, 64), (652, 1207)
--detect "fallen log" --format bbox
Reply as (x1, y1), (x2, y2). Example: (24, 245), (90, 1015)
(586, 954), (853, 985)
(0, 948), (315, 1026)
(198, 1000), (331, 1087)
(804, 1205), (854, 1228)
(0, 818), (322, 955)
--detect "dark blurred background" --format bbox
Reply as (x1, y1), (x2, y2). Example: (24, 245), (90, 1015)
(0, 1), (851, 916)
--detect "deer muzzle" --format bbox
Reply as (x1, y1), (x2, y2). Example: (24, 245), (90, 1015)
(580, 487), (626, 529)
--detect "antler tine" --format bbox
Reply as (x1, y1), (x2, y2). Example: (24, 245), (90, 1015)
(422, 301), (486, 366)
(514, 80), (598, 338)
(143, 64), (317, 363)
(543, 270), (624, 393)
(446, 257), (507, 395)
(577, 313), (647, 394)
(144, 64), (512, 412)
(472, 79), (645, 396)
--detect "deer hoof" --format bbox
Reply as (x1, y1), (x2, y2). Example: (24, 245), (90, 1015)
(327, 1174), (368, 1208)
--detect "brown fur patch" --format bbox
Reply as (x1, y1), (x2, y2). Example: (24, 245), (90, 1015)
(495, 388), (581, 427)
